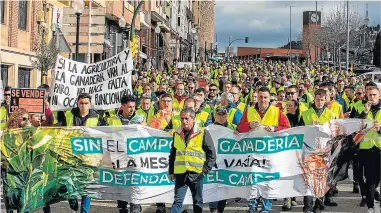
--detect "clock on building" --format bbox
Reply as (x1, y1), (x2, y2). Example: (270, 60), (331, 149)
(310, 12), (319, 23)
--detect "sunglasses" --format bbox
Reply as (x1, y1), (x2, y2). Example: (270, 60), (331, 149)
(355, 92), (363, 95)
(286, 92), (296, 96)
(4, 94), (10, 96)
(21, 117), (29, 121)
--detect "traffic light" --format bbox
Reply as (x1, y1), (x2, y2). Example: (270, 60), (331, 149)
(245, 37), (249, 43)
(130, 37), (138, 58)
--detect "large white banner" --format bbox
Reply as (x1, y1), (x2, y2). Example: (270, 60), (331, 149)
(50, 49), (133, 111)
(3, 119), (371, 210)
(71, 119), (371, 204)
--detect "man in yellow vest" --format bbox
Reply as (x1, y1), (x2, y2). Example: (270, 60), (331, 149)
(194, 88), (213, 114)
(219, 92), (243, 126)
(61, 93), (105, 213)
(237, 86), (290, 213)
(171, 98), (211, 129)
(168, 107), (216, 213)
(299, 89), (337, 213)
(136, 96), (155, 124)
(319, 82), (344, 119)
(106, 95), (143, 213)
(270, 77), (284, 94)
(0, 86), (11, 130)
(357, 86), (381, 213)
(173, 83), (188, 115)
(230, 86), (246, 113)
(208, 106), (236, 213)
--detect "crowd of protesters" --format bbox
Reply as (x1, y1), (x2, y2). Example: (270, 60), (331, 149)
(1, 59), (380, 213)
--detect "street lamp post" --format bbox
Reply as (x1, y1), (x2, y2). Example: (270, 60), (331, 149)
(155, 25), (161, 69)
(191, 28), (196, 63)
(119, 0), (128, 49)
(73, 0), (84, 61)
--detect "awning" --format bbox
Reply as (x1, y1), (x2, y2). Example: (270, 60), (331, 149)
(139, 51), (147, 59)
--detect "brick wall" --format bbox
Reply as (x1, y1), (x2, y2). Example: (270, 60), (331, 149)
(30, 0), (41, 51)
(8, 1), (18, 48)
(198, 0), (214, 52)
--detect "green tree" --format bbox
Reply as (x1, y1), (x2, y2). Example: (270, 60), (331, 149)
(31, 25), (60, 81)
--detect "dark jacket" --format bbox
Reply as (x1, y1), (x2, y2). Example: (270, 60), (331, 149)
(286, 109), (301, 128)
(168, 124), (216, 182)
(61, 108), (105, 127)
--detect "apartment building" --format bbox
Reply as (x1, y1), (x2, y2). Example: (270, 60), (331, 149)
(1, 0), (42, 88)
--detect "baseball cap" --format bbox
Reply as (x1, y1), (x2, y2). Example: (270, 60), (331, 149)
(215, 106), (228, 115)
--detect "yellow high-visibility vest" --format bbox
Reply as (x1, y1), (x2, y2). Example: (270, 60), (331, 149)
(247, 105), (279, 126)
(270, 86), (284, 94)
(174, 128), (206, 174)
(360, 110), (381, 149)
(65, 111), (99, 127)
(171, 111), (209, 130)
(329, 101), (343, 118)
(227, 108), (237, 124)
(0, 106), (8, 130)
(136, 107), (155, 124)
(301, 107), (336, 125)
(236, 102), (246, 114)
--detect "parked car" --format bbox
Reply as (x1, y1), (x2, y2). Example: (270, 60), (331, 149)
(357, 71), (381, 89)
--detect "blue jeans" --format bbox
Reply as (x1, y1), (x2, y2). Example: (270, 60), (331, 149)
(248, 198), (272, 212)
(171, 174), (203, 213)
(69, 195), (91, 213)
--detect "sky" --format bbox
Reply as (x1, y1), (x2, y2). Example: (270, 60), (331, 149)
(214, 1), (381, 52)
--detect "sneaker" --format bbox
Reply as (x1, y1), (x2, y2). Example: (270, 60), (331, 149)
(360, 198), (367, 207)
(324, 198), (338, 206)
(282, 198), (292, 211)
(312, 206), (321, 213)
(260, 211), (270, 213)
(367, 208), (375, 213)
(247, 207), (258, 213)
(210, 208), (217, 213)
(353, 183), (360, 194)
(291, 200), (298, 206)
(156, 207), (166, 213)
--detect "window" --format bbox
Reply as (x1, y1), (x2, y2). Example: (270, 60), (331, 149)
(18, 67), (31, 88)
(0, 1), (5, 24)
(1, 65), (9, 87)
(18, 0), (28, 30)
(177, 17), (180, 27)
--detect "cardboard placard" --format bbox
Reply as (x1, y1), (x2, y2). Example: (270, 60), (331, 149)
(10, 88), (46, 114)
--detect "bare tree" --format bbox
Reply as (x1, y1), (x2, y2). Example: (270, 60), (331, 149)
(320, 2), (362, 64)
(31, 25), (60, 81)
(300, 2), (362, 64)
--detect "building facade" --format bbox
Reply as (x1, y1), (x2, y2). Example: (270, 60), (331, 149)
(198, 0), (214, 61)
(1, 0), (42, 88)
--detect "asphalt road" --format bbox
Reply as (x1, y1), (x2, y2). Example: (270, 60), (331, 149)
(1, 181), (380, 213)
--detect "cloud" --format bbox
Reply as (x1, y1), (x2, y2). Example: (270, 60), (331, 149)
(214, 1), (381, 52)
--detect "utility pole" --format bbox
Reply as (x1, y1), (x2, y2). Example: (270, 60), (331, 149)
(346, 0), (350, 71)
(315, 0), (318, 62)
(87, 0), (92, 63)
(289, 6), (292, 62)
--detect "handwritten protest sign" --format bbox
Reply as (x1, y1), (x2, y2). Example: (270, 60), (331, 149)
(50, 49), (133, 111)
(9, 88), (45, 114)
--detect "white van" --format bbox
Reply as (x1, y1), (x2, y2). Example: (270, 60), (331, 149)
(357, 71), (381, 89)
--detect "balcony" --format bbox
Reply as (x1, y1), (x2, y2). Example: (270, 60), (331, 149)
(159, 18), (170, 33)
(140, 11), (151, 29)
(186, 7), (193, 21)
